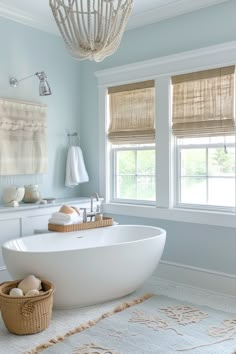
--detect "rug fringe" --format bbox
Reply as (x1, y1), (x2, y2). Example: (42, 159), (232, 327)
(24, 293), (153, 354)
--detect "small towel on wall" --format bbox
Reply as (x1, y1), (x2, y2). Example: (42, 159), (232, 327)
(65, 146), (89, 187)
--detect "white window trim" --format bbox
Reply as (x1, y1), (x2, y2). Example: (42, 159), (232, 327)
(95, 41), (236, 228)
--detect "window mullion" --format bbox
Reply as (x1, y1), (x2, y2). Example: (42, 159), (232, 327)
(135, 150), (138, 199)
(206, 147), (209, 204)
(155, 76), (171, 208)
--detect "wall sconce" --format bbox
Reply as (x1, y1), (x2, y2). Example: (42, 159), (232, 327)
(9, 71), (52, 96)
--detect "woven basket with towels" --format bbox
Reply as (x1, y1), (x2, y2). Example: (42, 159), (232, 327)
(0, 279), (54, 335)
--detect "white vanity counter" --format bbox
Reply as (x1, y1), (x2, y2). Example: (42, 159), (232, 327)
(0, 197), (94, 214)
(0, 196), (102, 283)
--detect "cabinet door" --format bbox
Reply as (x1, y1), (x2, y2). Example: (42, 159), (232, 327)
(21, 214), (52, 236)
(0, 218), (21, 282)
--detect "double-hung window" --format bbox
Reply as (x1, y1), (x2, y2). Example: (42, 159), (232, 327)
(172, 66), (236, 211)
(107, 81), (156, 204)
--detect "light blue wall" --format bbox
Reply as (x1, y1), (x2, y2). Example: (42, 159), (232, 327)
(0, 18), (81, 199)
(1, 1), (236, 276)
(79, 0), (236, 275)
(79, 0), (236, 196)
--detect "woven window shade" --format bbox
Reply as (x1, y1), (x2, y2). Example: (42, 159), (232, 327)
(172, 65), (235, 137)
(108, 80), (155, 144)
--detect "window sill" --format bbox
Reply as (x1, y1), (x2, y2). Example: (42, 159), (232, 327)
(102, 202), (236, 228)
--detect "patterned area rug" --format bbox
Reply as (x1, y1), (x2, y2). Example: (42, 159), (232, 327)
(26, 294), (236, 354)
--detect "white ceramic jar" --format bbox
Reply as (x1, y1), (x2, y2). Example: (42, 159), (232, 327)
(2, 186), (25, 206)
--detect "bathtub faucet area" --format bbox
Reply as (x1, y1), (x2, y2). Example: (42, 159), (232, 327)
(90, 192), (100, 212)
(80, 192), (100, 222)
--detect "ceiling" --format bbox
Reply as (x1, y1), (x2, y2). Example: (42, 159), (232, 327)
(0, 0), (230, 35)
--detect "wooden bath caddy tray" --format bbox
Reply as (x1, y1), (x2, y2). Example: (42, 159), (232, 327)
(48, 216), (113, 232)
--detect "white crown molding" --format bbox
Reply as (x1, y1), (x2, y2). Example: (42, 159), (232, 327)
(0, 0), (230, 35)
(0, 3), (59, 36)
(95, 41), (236, 86)
(127, 0), (229, 30)
(0, 3), (36, 25)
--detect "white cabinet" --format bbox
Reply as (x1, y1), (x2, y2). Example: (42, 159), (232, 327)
(0, 218), (21, 283)
(0, 197), (99, 282)
(21, 213), (53, 236)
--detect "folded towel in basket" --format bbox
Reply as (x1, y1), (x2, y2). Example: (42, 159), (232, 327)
(51, 212), (77, 222)
(48, 217), (83, 226)
(49, 212), (83, 225)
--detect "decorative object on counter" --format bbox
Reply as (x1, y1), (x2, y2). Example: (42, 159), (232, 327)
(10, 71), (52, 96)
(0, 98), (48, 175)
(65, 145), (89, 187)
(48, 216), (113, 232)
(42, 197), (56, 204)
(0, 278), (54, 334)
(2, 186), (25, 207)
(23, 184), (41, 203)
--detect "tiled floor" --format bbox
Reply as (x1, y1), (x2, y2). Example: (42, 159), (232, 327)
(1, 276), (236, 354)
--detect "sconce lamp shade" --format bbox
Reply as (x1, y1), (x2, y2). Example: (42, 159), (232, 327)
(37, 72), (52, 96)
(9, 71), (52, 96)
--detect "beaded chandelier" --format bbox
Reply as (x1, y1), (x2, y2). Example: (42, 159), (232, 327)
(49, 0), (134, 62)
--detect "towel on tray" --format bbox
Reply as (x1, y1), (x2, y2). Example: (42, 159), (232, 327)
(65, 146), (89, 187)
(49, 212), (83, 225)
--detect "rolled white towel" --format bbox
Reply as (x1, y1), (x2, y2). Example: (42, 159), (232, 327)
(48, 218), (72, 225)
(49, 215), (83, 225)
(51, 212), (76, 222)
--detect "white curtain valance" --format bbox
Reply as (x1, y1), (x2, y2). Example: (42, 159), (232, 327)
(0, 99), (48, 176)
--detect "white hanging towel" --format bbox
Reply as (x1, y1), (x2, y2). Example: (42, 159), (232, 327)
(65, 146), (89, 187)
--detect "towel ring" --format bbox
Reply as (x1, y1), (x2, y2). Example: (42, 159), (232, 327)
(67, 132), (80, 146)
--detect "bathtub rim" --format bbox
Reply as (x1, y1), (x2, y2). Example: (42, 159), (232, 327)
(2, 224), (166, 254)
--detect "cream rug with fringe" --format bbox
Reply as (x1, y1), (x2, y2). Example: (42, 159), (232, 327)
(26, 294), (236, 354)
(1, 277), (236, 354)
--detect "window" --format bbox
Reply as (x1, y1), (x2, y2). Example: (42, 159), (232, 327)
(107, 81), (156, 204)
(172, 66), (235, 211)
(97, 43), (236, 225)
(112, 144), (155, 202)
(176, 136), (235, 210)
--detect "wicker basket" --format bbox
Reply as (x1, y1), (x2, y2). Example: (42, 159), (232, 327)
(0, 279), (54, 335)
(48, 216), (113, 232)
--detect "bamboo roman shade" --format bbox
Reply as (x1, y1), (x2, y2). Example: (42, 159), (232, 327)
(108, 80), (155, 144)
(172, 65), (235, 137)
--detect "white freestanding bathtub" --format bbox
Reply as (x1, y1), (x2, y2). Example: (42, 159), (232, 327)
(2, 225), (166, 309)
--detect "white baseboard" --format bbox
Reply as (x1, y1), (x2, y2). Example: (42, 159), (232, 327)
(0, 266), (11, 283)
(155, 260), (236, 297)
(1, 260), (236, 297)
